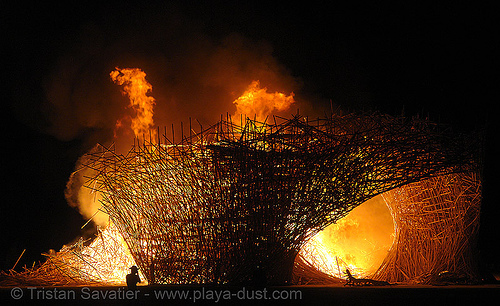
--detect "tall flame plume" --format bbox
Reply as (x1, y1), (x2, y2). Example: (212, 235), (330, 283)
(110, 67), (156, 138)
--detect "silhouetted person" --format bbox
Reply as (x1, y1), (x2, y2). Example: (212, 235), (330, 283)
(252, 264), (267, 287)
(149, 262), (155, 284)
(126, 265), (141, 290)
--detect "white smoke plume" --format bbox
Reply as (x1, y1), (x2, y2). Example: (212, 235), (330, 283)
(65, 148), (109, 227)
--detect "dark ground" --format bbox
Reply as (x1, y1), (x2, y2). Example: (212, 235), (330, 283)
(1, 284), (500, 306)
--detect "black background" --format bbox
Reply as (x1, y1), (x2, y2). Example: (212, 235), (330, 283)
(1, 1), (498, 276)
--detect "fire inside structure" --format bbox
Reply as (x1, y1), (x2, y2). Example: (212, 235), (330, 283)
(0, 68), (482, 286)
(85, 114), (482, 285)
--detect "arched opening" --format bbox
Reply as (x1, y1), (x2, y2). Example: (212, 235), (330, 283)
(297, 195), (395, 279)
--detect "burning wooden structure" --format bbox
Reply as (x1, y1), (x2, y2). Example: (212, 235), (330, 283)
(80, 113), (480, 284)
(374, 172), (482, 284)
(1, 112), (482, 286)
(0, 223), (137, 286)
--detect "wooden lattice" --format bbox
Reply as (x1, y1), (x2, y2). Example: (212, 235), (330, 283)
(81, 113), (480, 284)
(374, 172), (482, 284)
(1, 113), (481, 286)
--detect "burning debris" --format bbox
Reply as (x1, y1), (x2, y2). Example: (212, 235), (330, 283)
(0, 222), (140, 286)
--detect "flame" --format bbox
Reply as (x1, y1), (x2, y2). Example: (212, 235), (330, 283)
(300, 195), (395, 279)
(110, 67), (156, 138)
(63, 67), (156, 284)
(74, 222), (146, 284)
(233, 80), (294, 122)
(70, 74), (296, 284)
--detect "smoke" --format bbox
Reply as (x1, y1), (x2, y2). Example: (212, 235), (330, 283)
(65, 150), (109, 227)
(41, 11), (304, 227)
(42, 17), (303, 144)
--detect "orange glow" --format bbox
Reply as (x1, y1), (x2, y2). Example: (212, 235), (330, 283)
(110, 67), (156, 138)
(233, 80), (294, 122)
(75, 74), (293, 284)
(73, 222), (146, 284)
(300, 195), (395, 279)
(65, 67), (156, 283)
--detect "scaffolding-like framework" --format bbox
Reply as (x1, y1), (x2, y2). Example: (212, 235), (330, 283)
(374, 172), (482, 284)
(0, 112), (482, 286)
(80, 113), (480, 284)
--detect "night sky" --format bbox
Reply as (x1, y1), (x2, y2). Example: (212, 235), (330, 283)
(2, 2), (498, 276)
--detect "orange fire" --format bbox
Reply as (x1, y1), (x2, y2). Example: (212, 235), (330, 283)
(110, 67), (156, 138)
(233, 80), (295, 122)
(69, 67), (158, 283)
(300, 195), (395, 279)
(76, 68), (393, 284)
(72, 222), (146, 284)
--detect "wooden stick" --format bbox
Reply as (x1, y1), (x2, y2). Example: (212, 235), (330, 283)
(12, 249), (26, 270)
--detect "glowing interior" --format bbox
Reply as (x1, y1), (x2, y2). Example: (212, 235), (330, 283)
(299, 195), (395, 279)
